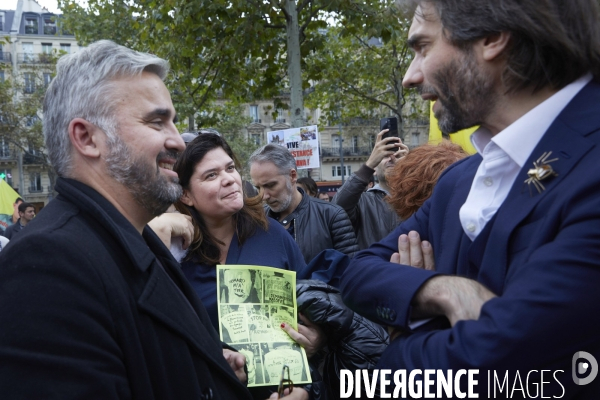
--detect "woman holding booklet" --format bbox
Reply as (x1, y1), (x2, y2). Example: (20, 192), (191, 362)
(173, 132), (320, 400)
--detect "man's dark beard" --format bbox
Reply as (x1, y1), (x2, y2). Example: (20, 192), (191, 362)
(422, 51), (496, 133)
(105, 136), (182, 217)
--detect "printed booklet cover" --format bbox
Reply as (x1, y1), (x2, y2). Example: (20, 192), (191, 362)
(217, 265), (312, 387)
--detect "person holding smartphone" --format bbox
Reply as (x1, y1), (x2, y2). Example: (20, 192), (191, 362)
(332, 123), (409, 249)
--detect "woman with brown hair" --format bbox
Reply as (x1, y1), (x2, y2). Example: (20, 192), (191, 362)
(173, 132), (323, 400)
(173, 133), (306, 327)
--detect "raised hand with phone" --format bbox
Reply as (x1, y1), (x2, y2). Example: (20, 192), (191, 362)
(366, 118), (409, 170)
(331, 118), (407, 250)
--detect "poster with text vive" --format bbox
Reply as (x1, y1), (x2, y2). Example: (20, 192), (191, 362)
(267, 125), (320, 169)
(217, 265), (311, 387)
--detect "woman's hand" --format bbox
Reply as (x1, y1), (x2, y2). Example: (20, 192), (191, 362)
(280, 313), (325, 359)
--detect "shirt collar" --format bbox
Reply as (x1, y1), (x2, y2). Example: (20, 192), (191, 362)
(367, 183), (389, 195)
(471, 74), (592, 167)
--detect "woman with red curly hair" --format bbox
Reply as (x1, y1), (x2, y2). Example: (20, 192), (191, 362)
(387, 141), (468, 220)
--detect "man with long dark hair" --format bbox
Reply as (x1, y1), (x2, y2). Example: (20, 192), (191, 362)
(341, 0), (600, 397)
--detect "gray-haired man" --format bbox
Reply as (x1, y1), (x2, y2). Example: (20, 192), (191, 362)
(0, 40), (251, 399)
(249, 144), (359, 263)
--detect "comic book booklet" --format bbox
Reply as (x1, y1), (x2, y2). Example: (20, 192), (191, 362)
(216, 265), (312, 387)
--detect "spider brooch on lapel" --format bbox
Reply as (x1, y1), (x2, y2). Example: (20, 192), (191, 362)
(524, 151), (558, 195)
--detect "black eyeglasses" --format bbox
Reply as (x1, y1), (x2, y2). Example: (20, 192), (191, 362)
(180, 128), (221, 144)
(180, 132), (198, 144)
(277, 365), (294, 398)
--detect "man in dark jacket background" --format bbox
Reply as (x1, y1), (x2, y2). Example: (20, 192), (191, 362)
(0, 40), (251, 400)
(3, 201), (35, 239)
(249, 144), (359, 263)
(332, 129), (408, 249)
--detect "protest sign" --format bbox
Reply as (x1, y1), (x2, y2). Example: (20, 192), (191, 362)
(267, 125), (320, 169)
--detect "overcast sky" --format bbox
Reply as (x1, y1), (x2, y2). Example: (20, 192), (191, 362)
(1, 0), (61, 13)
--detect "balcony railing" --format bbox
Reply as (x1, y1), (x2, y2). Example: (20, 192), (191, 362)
(17, 53), (55, 64)
(28, 186), (43, 193)
(321, 146), (371, 157)
(44, 26), (57, 35)
(0, 52), (12, 63)
(0, 151), (13, 159)
(23, 153), (44, 164)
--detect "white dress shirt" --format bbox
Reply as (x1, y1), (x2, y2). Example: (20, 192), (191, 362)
(459, 74), (592, 240)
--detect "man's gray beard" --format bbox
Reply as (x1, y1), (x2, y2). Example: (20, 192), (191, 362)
(104, 134), (182, 218)
(270, 178), (294, 213)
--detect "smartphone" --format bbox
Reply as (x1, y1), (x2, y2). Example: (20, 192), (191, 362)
(380, 117), (399, 151)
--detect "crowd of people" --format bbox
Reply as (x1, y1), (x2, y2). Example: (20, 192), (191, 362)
(1, 0), (600, 398)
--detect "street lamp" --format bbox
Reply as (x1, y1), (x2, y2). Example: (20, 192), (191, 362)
(339, 127), (345, 184)
(337, 107), (345, 184)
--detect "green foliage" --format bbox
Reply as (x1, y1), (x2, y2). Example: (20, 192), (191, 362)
(210, 102), (258, 178)
(305, 1), (425, 139)
(57, 0), (394, 128)
(0, 63), (53, 167)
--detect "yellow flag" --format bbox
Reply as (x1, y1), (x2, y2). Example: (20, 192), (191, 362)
(0, 179), (20, 230)
(428, 101), (478, 154)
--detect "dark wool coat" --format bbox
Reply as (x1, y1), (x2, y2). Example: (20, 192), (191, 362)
(0, 178), (252, 400)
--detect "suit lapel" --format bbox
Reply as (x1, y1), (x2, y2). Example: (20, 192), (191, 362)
(137, 235), (242, 386)
(478, 82), (600, 294)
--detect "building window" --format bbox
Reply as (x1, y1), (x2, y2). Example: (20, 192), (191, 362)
(43, 73), (52, 87)
(26, 115), (40, 127)
(22, 42), (34, 62)
(24, 73), (35, 94)
(0, 13), (4, 31)
(369, 134), (376, 149)
(332, 134), (341, 148)
(275, 108), (286, 123)
(0, 71), (4, 82)
(60, 43), (71, 53)
(412, 131), (420, 146)
(30, 172), (42, 192)
(332, 165), (351, 177)
(251, 133), (261, 145)
(44, 17), (57, 35)
(249, 105), (259, 123)
(42, 43), (52, 54)
(351, 136), (358, 152)
(0, 137), (10, 158)
(25, 17), (38, 34)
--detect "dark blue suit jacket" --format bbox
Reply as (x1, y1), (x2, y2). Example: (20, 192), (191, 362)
(340, 79), (600, 398)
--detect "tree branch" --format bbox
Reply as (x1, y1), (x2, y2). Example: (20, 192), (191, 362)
(338, 77), (396, 111)
(350, 32), (382, 55)
(299, 5), (326, 38)
(192, 55), (227, 110)
(272, 0), (290, 21)
(264, 23), (287, 29)
(296, 0), (311, 14)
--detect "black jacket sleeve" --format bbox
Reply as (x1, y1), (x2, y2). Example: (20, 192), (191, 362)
(297, 280), (389, 399)
(332, 164), (375, 231)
